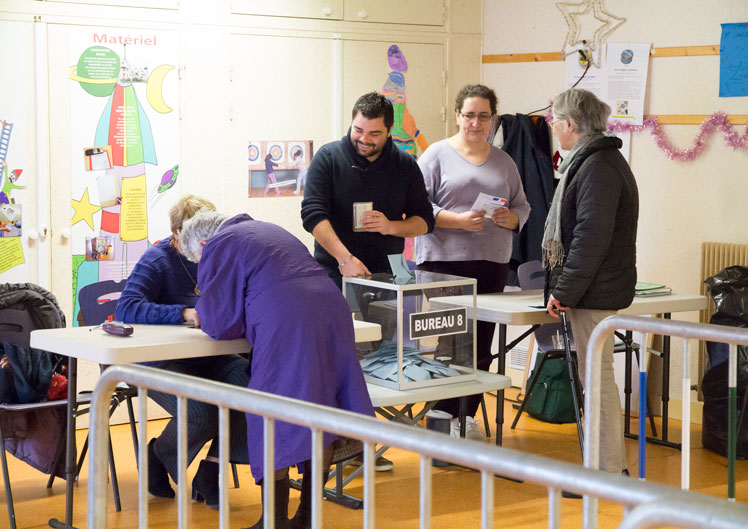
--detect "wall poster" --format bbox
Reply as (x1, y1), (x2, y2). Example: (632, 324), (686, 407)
(248, 140), (312, 197)
(69, 28), (179, 325)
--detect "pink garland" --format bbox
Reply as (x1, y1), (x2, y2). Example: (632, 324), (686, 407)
(545, 109), (748, 162)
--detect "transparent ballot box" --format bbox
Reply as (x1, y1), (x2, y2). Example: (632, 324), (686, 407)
(343, 272), (476, 390)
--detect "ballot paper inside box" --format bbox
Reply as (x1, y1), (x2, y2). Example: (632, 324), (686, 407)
(343, 272), (477, 390)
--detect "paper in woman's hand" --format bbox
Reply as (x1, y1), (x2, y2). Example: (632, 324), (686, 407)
(473, 192), (507, 217)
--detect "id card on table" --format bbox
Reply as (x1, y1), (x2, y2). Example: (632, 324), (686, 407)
(353, 202), (373, 232)
(473, 192), (507, 217)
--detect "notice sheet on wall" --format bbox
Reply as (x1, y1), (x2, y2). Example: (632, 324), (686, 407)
(564, 43), (651, 126)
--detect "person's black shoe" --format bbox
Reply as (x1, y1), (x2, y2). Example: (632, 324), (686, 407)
(561, 490), (582, 499)
(191, 460), (220, 509)
(245, 476), (290, 529)
(289, 465), (330, 529)
(148, 438), (175, 498)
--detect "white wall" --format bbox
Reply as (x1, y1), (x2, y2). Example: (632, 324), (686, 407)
(483, 0), (748, 412)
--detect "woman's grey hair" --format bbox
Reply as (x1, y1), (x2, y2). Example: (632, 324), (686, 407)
(552, 88), (611, 135)
(180, 210), (229, 262)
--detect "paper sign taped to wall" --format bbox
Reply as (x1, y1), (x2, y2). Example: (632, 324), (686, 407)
(0, 238), (25, 274)
(120, 174), (148, 241)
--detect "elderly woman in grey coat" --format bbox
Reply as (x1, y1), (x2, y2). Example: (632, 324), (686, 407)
(544, 88), (639, 476)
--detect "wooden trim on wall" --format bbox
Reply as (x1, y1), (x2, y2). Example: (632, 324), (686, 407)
(482, 51), (563, 63)
(649, 45), (720, 57)
(483, 46), (746, 125)
(482, 44), (720, 63)
(652, 115), (748, 125)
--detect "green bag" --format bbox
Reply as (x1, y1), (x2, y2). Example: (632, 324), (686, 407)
(523, 352), (579, 424)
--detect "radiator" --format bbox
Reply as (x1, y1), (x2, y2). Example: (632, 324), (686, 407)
(698, 241), (748, 397)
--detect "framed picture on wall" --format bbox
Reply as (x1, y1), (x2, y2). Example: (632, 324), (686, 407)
(248, 140), (312, 197)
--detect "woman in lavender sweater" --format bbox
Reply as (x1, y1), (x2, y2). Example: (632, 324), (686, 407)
(415, 84), (530, 441)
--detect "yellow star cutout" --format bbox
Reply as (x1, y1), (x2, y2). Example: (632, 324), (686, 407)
(71, 188), (102, 230)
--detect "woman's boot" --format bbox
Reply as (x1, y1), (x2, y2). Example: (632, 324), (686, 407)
(245, 476), (290, 529)
(289, 468), (329, 529)
(191, 460), (219, 509)
(147, 438), (175, 498)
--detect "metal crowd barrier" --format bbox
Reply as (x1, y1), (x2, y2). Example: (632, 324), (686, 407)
(87, 362), (748, 529)
(584, 314), (748, 529)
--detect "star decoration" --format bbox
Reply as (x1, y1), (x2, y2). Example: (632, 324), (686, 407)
(556, 0), (626, 68)
(71, 187), (101, 230)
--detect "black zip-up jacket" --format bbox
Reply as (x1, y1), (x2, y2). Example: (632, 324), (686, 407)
(301, 131), (435, 277)
(545, 135), (639, 310)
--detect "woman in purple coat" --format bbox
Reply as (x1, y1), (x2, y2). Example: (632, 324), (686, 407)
(180, 210), (374, 529)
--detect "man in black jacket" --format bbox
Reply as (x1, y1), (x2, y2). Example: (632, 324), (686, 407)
(544, 88), (639, 475)
(301, 92), (435, 287)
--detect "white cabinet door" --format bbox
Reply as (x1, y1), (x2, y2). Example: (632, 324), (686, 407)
(0, 20), (39, 285)
(228, 33), (338, 243)
(344, 0), (445, 26)
(231, 0), (343, 20)
(342, 39), (446, 157)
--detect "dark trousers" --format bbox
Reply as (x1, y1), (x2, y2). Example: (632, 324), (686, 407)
(148, 354), (251, 481)
(417, 260), (509, 418)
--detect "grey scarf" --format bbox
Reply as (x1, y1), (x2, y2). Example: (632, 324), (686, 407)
(541, 132), (604, 270)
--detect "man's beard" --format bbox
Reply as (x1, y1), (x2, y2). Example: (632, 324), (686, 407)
(354, 140), (383, 158)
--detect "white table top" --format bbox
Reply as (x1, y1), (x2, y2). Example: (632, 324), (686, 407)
(430, 290), (708, 326)
(367, 370), (510, 408)
(30, 319), (382, 365)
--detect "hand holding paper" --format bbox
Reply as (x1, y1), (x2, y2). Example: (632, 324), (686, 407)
(458, 210), (486, 232)
(491, 206), (519, 230)
(473, 192), (507, 217)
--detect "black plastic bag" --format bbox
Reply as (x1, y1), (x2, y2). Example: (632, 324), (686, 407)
(701, 357), (748, 459)
(705, 265), (748, 327)
(704, 266), (748, 370)
(702, 265), (748, 457)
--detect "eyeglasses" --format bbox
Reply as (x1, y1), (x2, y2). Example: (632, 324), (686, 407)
(550, 116), (566, 126)
(460, 112), (493, 122)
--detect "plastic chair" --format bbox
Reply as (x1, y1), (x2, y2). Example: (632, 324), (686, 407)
(76, 280), (139, 462)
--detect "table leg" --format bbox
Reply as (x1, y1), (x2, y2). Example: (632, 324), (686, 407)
(662, 313), (671, 444)
(458, 397), (467, 438)
(49, 357), (78, 529)
(496, 324), (506, 446)
(624, 331), (633, 436)
(622, 316), (680, 450)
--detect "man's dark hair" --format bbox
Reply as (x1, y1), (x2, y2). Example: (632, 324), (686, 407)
(352, 92), (394, 130)
(455, 84), (498, 115)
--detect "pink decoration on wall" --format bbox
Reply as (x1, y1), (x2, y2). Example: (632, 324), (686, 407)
(545, 109), (748, 161)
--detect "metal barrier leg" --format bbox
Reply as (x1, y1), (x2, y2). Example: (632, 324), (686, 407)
(638, 333), (648, 480)
(728, 343), (737, 501)
(0, 421), (17, 529)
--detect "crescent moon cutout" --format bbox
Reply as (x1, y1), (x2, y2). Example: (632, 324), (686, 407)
(146, 64), (175, 114)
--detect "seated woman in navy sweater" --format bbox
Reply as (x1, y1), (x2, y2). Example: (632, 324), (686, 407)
(115, 194), (250, 509)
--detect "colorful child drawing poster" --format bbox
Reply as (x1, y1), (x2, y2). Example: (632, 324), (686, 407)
(0, 21), (31, 282)
(69, 27), (179, 325)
